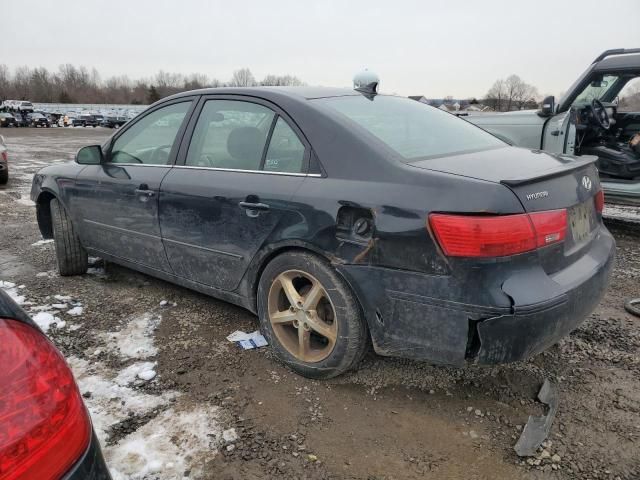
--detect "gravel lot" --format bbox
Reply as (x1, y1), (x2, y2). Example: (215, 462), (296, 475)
(1, 127), (639, 480)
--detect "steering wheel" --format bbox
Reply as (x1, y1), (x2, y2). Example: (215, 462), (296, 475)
(590, 99), (610, 130)
(112, 151), (142, 164)
(149, 145), (172, 164)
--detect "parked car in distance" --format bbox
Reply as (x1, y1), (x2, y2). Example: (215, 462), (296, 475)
(93, 113), (104, 125)
(31, 86), (615, 379)
(101, 115), (127, 128)
(0, 288), (112, 479)
(0, 135), (8, 184)
(79, 114), (99, 128)
(16, 100), (35, 112)
(467, 48), (640, 205)
(0, 112), (17, 127)
(28, 112), (51, 128)
(13, 113), (29, 127)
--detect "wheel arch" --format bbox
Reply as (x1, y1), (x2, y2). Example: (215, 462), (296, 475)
(35, 190), (57, 239)
(243, 241), (357, 314)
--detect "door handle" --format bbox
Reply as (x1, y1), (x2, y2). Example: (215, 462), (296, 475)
(135, 189), (156, 197)
(238, 201), (269, 211)
(135, 184), (156, 198)
(550, 130), (561, 137)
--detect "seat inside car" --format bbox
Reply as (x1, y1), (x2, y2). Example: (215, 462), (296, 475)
(226, 126), (265, 170)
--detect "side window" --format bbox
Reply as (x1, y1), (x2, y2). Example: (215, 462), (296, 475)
(186, 100), (274, 170)
(110, 102), (190, 165)
(618, 77), (640, 112)
(264, 117), (306, 173)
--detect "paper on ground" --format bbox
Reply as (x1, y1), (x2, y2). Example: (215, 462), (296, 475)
(226, 330), (268, 349)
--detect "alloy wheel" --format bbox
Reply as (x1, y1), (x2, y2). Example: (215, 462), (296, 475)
(267, 270), (337, 363)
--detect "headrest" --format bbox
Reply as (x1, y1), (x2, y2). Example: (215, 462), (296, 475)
(227, 127), (264, 164)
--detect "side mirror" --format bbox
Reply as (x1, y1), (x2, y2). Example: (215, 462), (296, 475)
(76, 145), (103, 165)
(539, 96), (555, 117)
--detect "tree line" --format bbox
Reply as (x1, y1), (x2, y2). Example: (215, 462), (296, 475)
(0, 65), (305, 105)
(483, 74), (540, 111)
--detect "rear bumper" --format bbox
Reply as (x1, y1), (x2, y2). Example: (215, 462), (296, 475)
(63, 430), (112, 480)
(337, 227), (615, 365)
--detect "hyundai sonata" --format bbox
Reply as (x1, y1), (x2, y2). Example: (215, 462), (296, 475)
(31, 85), (615, 378)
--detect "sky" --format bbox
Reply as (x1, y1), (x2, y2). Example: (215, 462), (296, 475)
(2, 0), (639, 99)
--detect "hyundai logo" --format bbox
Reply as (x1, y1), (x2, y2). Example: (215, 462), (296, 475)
(582, 176), (592, 191)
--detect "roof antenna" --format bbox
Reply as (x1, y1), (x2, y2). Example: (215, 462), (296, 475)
(353, 69), (380, 97)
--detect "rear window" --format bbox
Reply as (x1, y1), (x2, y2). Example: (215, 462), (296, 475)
(314, 95), (504, 160)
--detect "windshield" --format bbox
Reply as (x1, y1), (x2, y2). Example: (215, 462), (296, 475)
(573, 74), (620, 105)
(314, 95), (504, 160)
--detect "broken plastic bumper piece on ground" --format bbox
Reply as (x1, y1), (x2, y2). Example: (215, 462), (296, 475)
(226, 330), (268, 349)
(514, 379), (559, 457)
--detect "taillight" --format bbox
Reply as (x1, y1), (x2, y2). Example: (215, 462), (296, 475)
(1, 151), (6, 162)
(0, 318), (90, 480)
(428, 209), (567, 258)
(594, 190), (604, 214)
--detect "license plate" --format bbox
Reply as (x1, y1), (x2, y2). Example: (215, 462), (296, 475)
(569, 202), (594, 244)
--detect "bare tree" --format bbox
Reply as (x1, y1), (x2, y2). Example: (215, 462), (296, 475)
(0, 64), (302, 104)
(485, 79), (506, 111)
(484, 75), (538, 111)
(230, 68), (256, 87)
(261, 74), (305, 86)
(0, 65), (10, 101)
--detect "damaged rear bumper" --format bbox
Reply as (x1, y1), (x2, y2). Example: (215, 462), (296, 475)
(337, 228), (615, 366)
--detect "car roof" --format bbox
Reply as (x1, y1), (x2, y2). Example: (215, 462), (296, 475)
(594, 53), (640, 71)
(165, 86), (361, 103)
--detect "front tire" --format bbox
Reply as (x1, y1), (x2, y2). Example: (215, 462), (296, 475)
(257, 251), (368, 379)
(50, 198), (88, 276)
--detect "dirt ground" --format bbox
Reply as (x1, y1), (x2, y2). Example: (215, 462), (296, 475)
(1, 127), (639, 480)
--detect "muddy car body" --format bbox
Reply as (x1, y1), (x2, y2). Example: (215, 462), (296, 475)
(467, 49), (640, 206)
(31, 87), (615, 378)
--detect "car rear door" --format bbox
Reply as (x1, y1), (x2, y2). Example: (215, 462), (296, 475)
(158, 96), (310, 291)
(74, 98), (196, 271)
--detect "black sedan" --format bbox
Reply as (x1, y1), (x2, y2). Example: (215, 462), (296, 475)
(79, 114), (99, 128)
(28, 113), (51, 128)
(0, 112), (17, 127)
(31, 86), (615, 379)
(0, 289), (111, 479)
(101, 116), (127, 128)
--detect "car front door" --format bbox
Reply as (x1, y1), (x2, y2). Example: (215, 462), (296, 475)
(158, 97), (310, 290)
(73, 99), (195, 271)
(542, 109), (577, 155)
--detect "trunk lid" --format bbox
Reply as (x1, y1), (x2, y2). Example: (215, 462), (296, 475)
(410, 146), (602, 270)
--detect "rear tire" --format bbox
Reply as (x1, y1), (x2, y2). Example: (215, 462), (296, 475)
(50, 198), (88, 276)
(257, 251), (368, 379)
(0, 169), (8, 185)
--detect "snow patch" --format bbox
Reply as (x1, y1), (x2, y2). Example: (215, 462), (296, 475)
(101, 313), (160, 359)
(0, 280), (25, 305)
(32, 311), (63, 332)
(107, 406), (220, 480)
(114, 361), (157, 386)
(31, 239), (54, 246)
(67, 306), (84, 316)
(137, 369), (157, 381)
(67, 310), (223, 480)
(67, 357), (175, 439)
